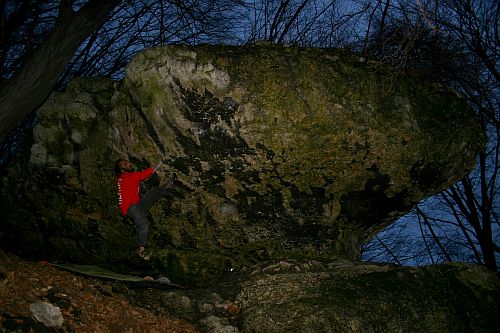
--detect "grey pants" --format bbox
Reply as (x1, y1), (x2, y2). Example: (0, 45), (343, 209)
(127, 186), (168, 247)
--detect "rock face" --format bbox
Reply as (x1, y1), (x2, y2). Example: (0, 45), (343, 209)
(0, 44), (483, 287)
(131, 260), (499, 333)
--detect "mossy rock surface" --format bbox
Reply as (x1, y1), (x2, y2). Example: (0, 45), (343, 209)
(127, 260), (499, 333)
(1, 44), (483, 288)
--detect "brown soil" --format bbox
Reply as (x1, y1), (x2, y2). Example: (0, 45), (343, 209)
(0, 250), (199, 333)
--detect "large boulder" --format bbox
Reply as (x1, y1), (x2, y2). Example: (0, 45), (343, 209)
(131, 259), (499, 333)
(0, 44), (483, 287)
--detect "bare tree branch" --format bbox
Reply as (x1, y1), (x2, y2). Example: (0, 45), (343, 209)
(0, 0), (119, 141)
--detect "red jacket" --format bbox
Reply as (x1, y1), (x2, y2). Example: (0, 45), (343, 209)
(116, 168), (154, 216)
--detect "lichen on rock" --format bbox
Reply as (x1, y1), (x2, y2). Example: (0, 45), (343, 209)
(0, 44), (484, 288)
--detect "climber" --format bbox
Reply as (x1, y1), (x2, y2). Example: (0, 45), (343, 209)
(114, 158), (172, 260)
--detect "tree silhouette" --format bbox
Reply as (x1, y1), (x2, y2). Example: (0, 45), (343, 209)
(0, 0), (119, 141)
(361, 0), (499, 271)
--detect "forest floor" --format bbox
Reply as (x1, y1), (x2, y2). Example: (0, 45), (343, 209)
(0, 250), (199, 333)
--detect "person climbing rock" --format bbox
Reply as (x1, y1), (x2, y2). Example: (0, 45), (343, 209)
(114, 159), (172, 260)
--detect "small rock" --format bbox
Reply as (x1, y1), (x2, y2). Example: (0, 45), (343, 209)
(30, 301), (64, 327)
(200, 315), (239, 333)
(211, 293), (225, 308)
(198, 302), (214, 313)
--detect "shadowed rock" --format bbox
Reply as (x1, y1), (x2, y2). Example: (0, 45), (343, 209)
(141, 260), (499, 333)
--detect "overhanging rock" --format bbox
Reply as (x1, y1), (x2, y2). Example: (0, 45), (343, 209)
(1, 44), (484, 287)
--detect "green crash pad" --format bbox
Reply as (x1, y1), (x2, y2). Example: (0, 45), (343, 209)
(52, 263), (183, 290)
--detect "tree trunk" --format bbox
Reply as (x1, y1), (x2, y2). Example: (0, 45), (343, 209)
(0, 0), (119, 142)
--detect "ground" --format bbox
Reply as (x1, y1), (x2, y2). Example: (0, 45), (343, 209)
(0, 250), (199, 333)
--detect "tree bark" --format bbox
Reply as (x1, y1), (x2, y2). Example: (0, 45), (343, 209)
(0, 0), (119, 142)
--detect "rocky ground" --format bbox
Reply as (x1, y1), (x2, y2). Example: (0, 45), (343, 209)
(1, 247), (498, 333)
(0, 250), (199, 333)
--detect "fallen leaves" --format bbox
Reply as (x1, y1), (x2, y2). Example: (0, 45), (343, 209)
(0, 251), (199, 333)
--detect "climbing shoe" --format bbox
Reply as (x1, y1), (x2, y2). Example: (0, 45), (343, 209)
(138, 248), (151, 261)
